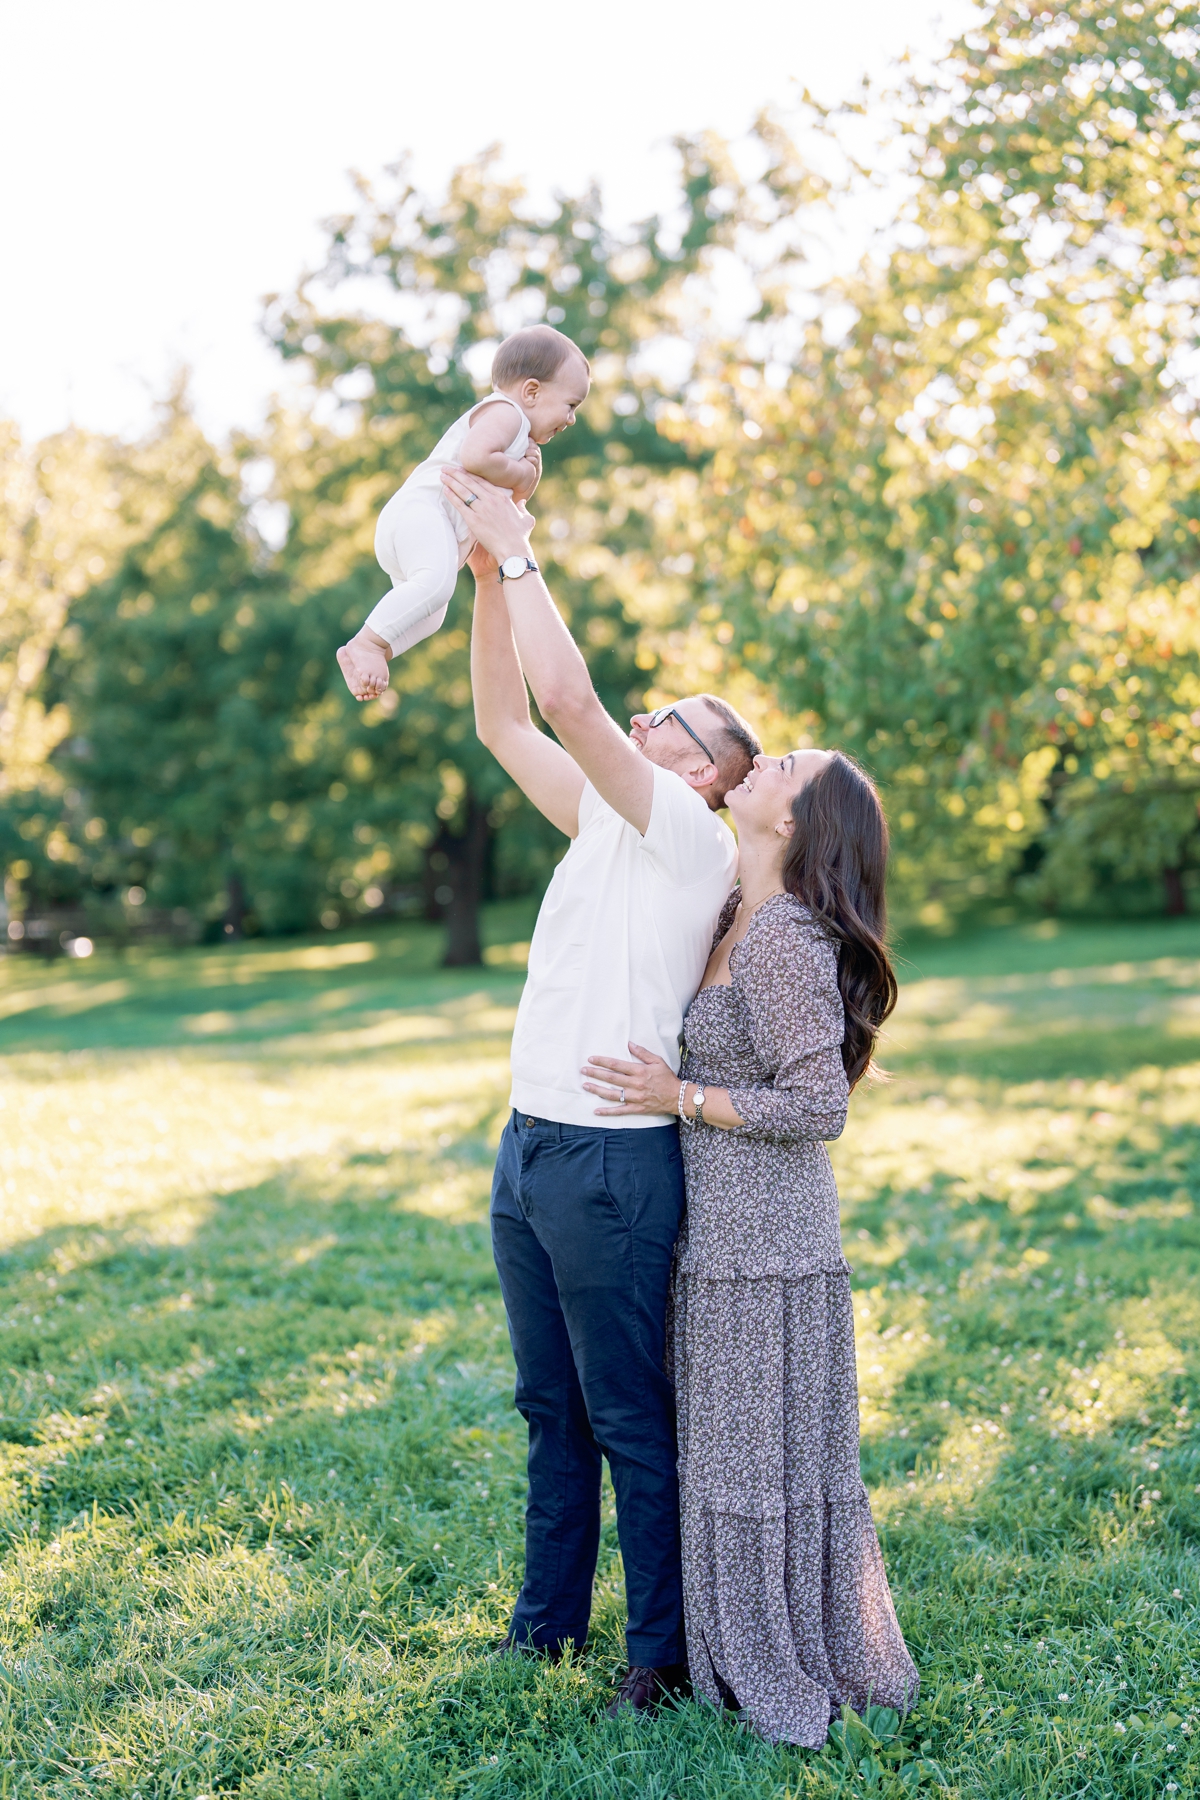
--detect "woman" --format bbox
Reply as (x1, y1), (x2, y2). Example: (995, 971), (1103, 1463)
(582, 747), (917, 1746)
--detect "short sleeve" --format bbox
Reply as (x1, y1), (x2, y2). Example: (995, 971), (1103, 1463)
(576, 781), (603, 834)
(641, 765), (737, 887)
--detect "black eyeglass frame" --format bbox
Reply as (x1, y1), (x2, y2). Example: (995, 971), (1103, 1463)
(646, 704), (716, 766)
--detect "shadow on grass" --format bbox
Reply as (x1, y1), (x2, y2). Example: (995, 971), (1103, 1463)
(0, 1159), (509, 1530)
(1, 912), (1199, 1796)
(891, 1026), (1200, 1085)
(0, 969), (529, 1059)
(0, 906), (538, 1058)
(893, 914), (1200, 984)
(1, 1134), (1195, 1799)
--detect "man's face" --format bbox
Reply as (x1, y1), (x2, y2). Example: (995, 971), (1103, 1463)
(628, 699), (718, 775)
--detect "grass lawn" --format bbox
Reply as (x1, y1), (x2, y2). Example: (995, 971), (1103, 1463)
(0, 905), (1197, 1799)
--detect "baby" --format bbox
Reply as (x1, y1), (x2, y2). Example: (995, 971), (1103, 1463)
(337, 324), (590, 701)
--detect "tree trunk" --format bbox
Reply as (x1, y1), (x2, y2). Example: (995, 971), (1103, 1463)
(437, 794), (490, 967)
(224, 870), (248, 939)
(423, 844), (451, 921)
(1164, 865), (1187, 917)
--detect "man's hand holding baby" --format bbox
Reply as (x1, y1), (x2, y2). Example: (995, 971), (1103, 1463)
(441, 469), (534, 567)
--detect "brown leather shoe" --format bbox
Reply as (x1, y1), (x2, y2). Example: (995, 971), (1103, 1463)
(606, 1662), (691, 1717)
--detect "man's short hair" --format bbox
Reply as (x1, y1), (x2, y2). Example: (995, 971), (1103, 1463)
(492, 326), (589, 388)
(697, 694), (761, 796)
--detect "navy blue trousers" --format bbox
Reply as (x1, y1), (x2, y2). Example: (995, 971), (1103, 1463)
(491, 1110), (686, 1667)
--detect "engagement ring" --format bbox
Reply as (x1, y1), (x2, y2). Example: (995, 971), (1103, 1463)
(464, 493), (478, 506)
(620, 1088), (625, 1105)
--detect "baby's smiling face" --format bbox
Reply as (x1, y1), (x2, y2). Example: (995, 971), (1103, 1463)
(505, 358), (590, 444)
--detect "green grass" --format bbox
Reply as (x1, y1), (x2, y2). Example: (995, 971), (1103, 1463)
(0, 907), (1196, 1799)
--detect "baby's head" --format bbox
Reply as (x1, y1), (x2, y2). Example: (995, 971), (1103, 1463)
(492, 326), (590, 443)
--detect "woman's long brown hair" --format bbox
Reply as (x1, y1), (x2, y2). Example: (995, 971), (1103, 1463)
(780, 750), (897, 1089)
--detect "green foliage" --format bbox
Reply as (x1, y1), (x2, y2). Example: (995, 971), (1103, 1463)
(3, 1), (1197, 936)
(2, 142), (757, 947)
(41, 412), (305, 930)
(256, 143), (748, 946)
(660, 0), (1200, 916)
(0, 910), (1197, 1795)
(0, 419), (170, 909)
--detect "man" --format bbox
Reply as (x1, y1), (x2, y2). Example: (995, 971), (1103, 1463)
(442, 467), (759, 1713)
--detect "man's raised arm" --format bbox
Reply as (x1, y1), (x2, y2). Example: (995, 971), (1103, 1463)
(468, 541), (585, 839)
(447, 471), (655, 834)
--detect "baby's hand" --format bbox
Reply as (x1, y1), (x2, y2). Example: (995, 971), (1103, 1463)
(337, 627), (392, 703)
(513, 440), (542, 501)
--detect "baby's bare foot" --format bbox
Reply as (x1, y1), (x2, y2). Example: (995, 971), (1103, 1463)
(337, 634), (391, 702)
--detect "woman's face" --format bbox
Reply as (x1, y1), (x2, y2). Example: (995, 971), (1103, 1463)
(726, 748), (829, 840)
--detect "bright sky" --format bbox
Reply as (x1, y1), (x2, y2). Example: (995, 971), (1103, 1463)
(1, 0), (977, 447)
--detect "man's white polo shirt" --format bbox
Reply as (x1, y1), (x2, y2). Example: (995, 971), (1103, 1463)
(509, 763), (738, 1129)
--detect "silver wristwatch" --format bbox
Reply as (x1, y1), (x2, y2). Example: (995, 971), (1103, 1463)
(692, 1085), (707, 1126)
(498, 555), (539, 583)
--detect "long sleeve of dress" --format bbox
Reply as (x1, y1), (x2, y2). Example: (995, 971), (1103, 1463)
(724, 909), (849, 1145)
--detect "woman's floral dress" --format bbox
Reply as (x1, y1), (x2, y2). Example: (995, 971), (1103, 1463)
(673, 891), (918, 1747)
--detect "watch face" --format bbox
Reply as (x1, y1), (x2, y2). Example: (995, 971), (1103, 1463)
(500, 556), (526, 579)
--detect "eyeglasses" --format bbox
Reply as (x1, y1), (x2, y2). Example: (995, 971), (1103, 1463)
(646, 704), (716, 766)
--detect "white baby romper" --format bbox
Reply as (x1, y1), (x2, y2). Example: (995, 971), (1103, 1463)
(366, 392), (532, 656)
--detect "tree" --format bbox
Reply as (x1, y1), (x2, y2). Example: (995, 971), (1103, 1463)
(658, 0), (1200, 916)
(0, 404), (252, 928)
(259, 144), (748, 958)
(38, 399), (316, 935)
(18, 14), (1194, 937)
(9, 147), (757, 950)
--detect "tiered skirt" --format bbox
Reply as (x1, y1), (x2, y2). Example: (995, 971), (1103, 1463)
(673, 1267), (919, 1747)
